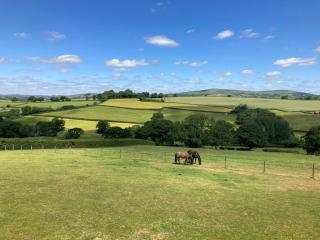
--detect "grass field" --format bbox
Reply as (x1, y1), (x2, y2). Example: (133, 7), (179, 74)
(17, 116), (139, 131)
(271, 111), (320, 131)
(163, 108), (235, 123)
(101, 98), (193, 109)
(0, 145), (319, 239)
(0, 100), (21, 108)
(166, 96), (320, 112)
(39, 106), (157, 123)
(16, 100), (98, 109)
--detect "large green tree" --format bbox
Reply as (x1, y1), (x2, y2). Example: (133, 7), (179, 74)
(303, 126), (320, 155)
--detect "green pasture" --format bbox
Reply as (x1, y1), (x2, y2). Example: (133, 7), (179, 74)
(101, 98), (193, 109)
(0, 145), (319, 240)
(16, 100), (98, 109)
(166, 96), (320, 112)
(0, 100), (22, 108)
(17, 116), (140, 132)
(162, 108), (235, 123)
(271, 111), (320, 131)
(39, 106), (157, 123)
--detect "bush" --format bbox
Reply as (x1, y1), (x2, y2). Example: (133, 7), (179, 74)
(64, 128), (84, 139)
(102, 127), (132, 138)
(60, 105), (76, 110)
(96, 120), (110, 134)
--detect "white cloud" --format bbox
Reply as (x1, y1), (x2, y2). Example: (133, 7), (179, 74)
(241, 69), (255, 74)
(186, 29), (195, 34)
(264, 35), (274, 41)
(14, 32), (28, 39)
(273, 57), (317, 67)
(315, 47), (320, 53)
(144, 35), (179, 47)
(175, 60), (208, 67)
(240, 29), (259, 38)
(266, 71), (281, 77)
(47, 31), (66, 41)
(105, 59), (151, 68)
(225, 72), (232, 76)
(0, 57), (5, 64)
(214, 30), (234, 40)
(29, 55), (81, 64)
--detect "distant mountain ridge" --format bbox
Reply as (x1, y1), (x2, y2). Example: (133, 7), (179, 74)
(1, 89), (319, 100)
(173, 89), (319, 99)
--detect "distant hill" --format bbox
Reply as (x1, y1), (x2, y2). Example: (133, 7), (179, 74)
(173, 89), (319, 99)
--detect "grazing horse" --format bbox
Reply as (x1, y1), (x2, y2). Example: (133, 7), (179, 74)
(174, 152), (193, 165)
(187, 150), (202, 165)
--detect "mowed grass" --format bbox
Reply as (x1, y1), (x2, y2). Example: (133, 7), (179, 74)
(0, 145), (319, 240)
(166, 96), (320, 112)
(39, 106), (157, 123)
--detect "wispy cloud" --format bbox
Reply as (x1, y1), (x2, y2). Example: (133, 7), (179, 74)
(174, 60), (208, 67)
(241, 69), (255, 74)
(266, 71), (281, 77)
(214, 30), (234, 40)
(225, 72), (232, 76)
(28, 55), (81, 64)
(240, 29), (259, 38)
(14, 32), (28, 39)
(111, 74), (127, 80)
(273, 57), (317, 67)
(315, 47), (320, 53)
(27, 54), (81, 72)
(263, 35), (274, 41)
(47, 31), (66, 41)
(150, 0), (171, 13)
(0, 57), (5, 64)
(144, 35), (179, 47)
(186, 29), (195, 34)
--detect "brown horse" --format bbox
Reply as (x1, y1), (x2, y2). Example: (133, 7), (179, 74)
(174, 152), (193, 165)
(187, 150), (202, 165)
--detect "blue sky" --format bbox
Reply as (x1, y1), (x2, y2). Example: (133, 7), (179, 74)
(0, 0), (320, 95)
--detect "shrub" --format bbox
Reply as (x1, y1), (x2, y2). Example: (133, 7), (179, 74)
(64, 128), (84, 139)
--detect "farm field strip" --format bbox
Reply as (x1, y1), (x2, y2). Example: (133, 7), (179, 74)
(38, 106), (157, 123)
(17, 116), (139, 131)
(100, 98), (194, 109)
(166, 96), (320, 112)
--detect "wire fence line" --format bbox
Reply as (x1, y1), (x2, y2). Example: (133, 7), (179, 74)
(0, 145), (318, 179)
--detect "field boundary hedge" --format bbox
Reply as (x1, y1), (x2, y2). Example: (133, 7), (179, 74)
(0, 138), (154, 150)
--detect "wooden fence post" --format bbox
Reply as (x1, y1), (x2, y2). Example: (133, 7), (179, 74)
(4, 145), (6, 151)
(312, 163), (315, 179)
(263, 160), (266, 173)
(119, 149), (122, 159)
(224, 156), (227, 169)
(20, 145), (22, 150)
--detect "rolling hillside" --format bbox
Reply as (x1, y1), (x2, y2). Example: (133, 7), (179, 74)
(173, 88), (319, 99)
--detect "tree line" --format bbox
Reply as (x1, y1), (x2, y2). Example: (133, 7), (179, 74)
(95, 105), (320, 155)
(93, 89), (165, 102)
